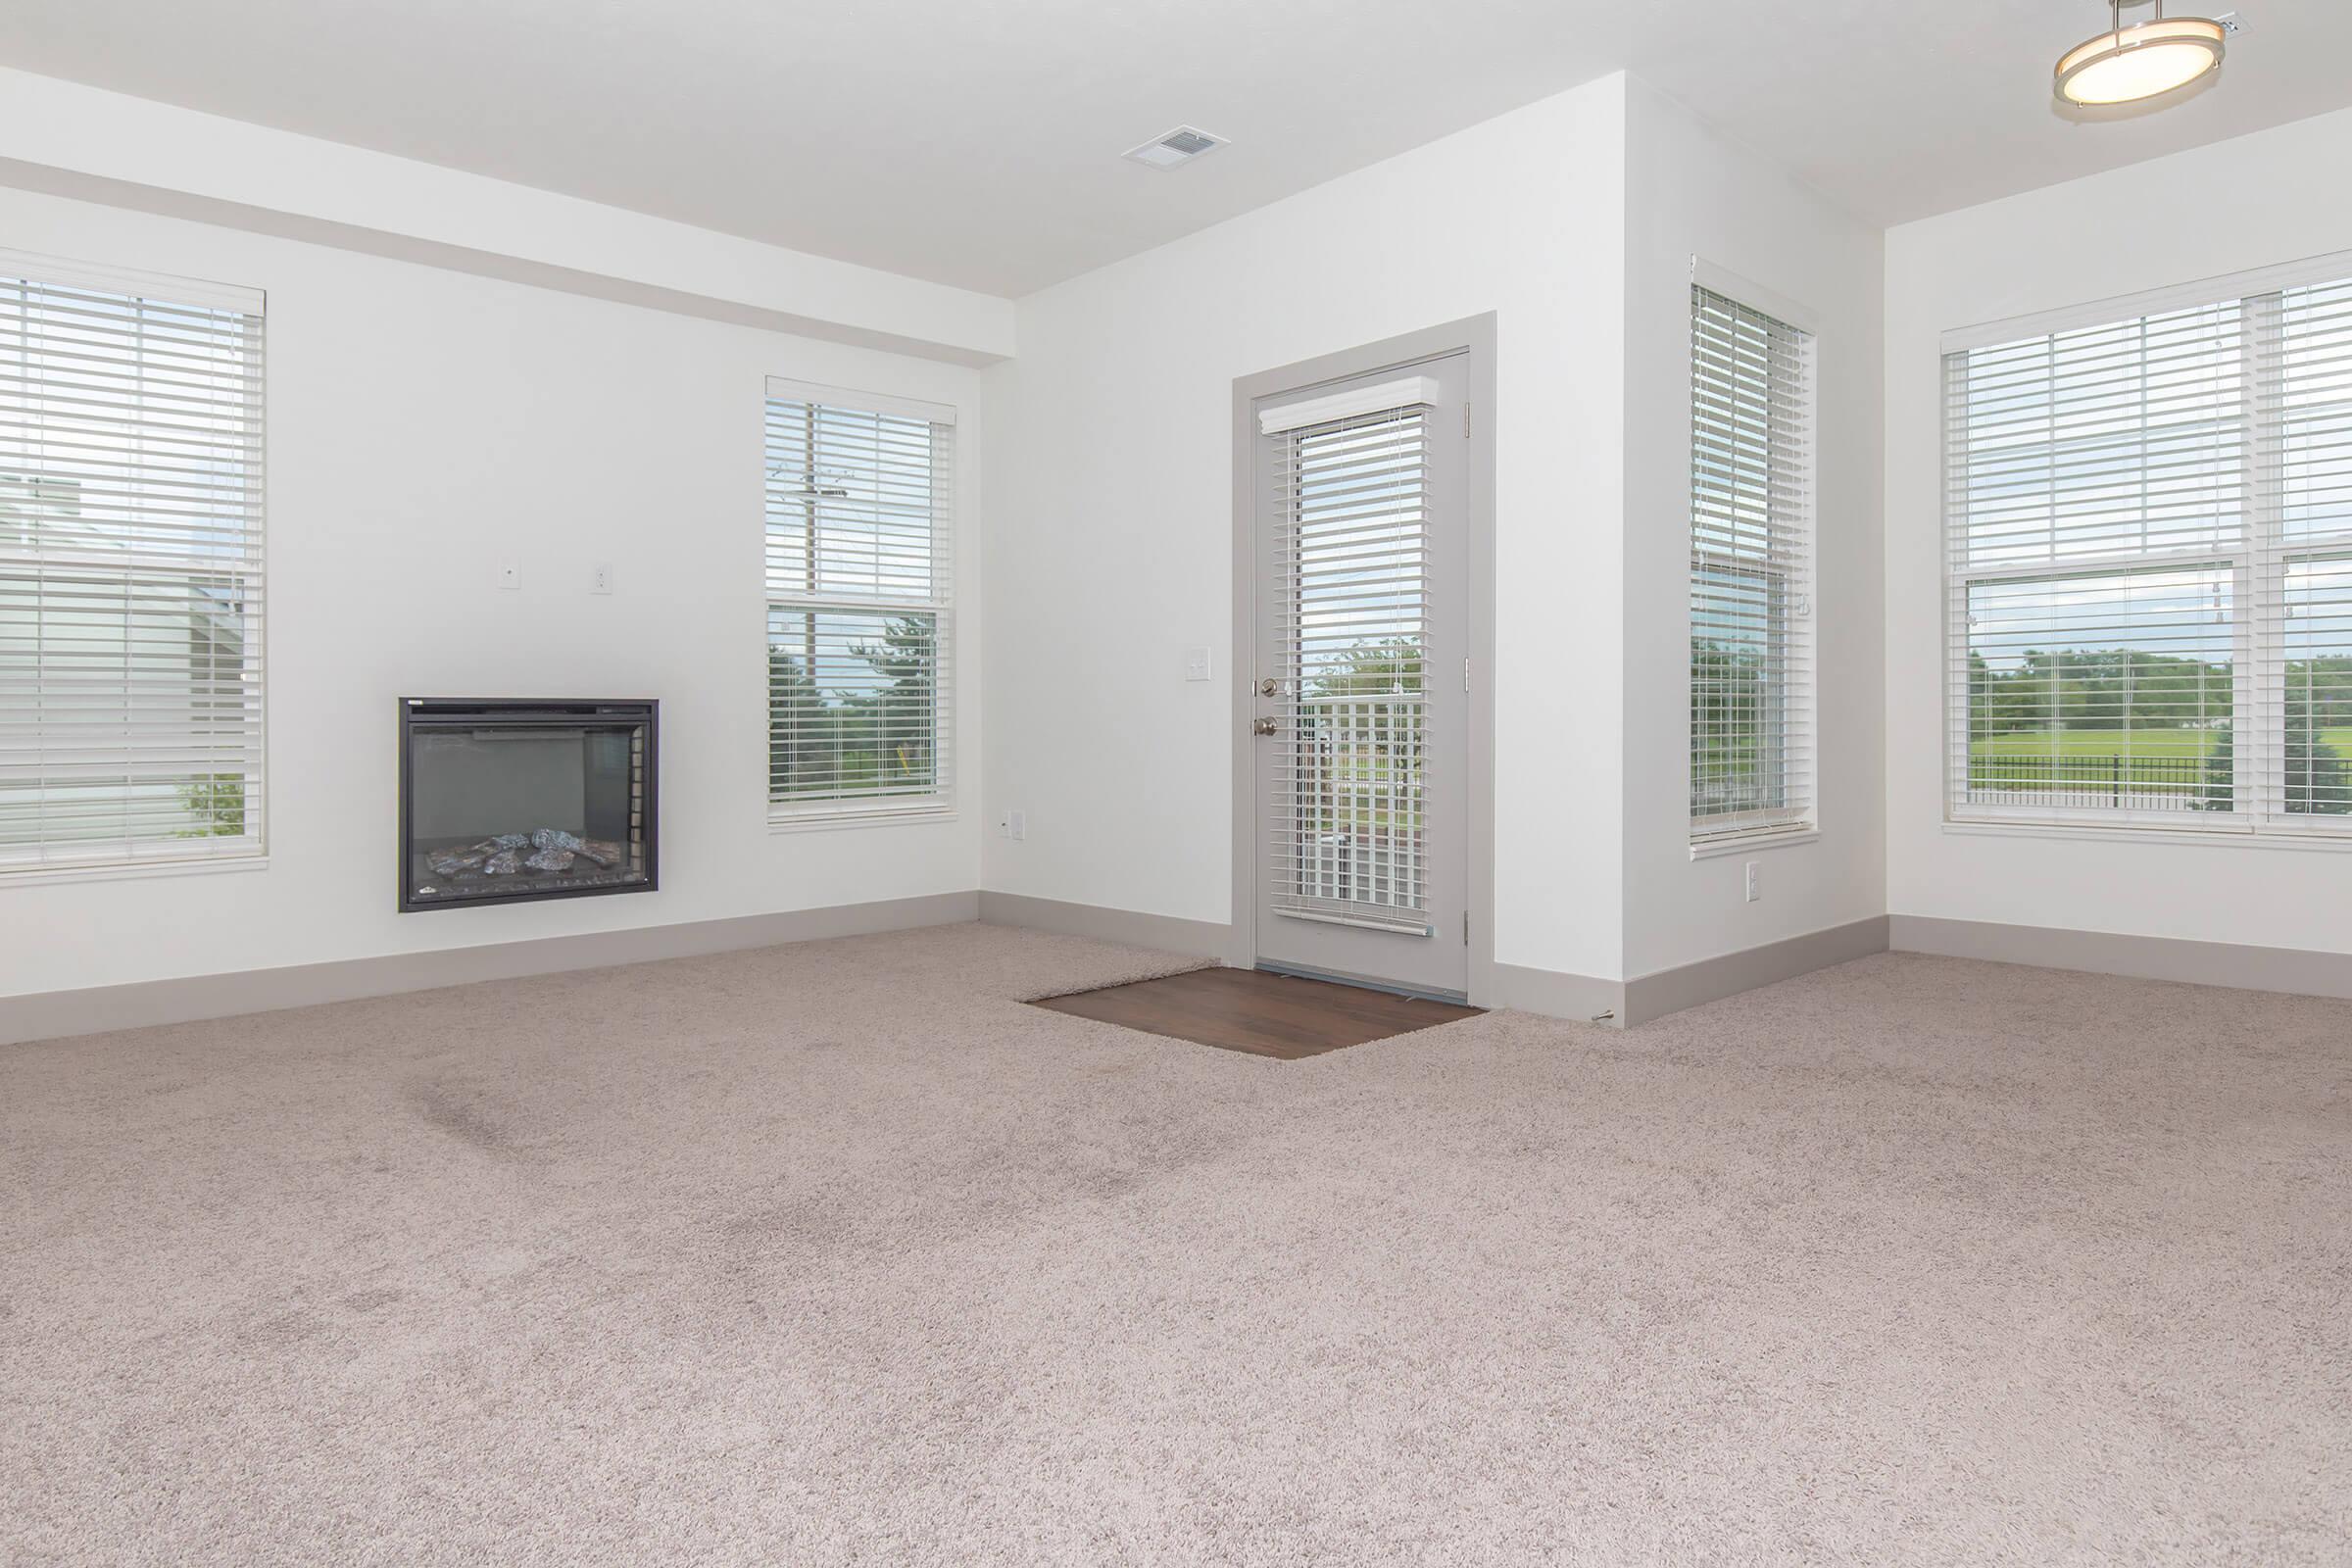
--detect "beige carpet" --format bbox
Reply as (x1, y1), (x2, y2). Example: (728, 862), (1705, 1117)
(3, 923), (2346, 1565)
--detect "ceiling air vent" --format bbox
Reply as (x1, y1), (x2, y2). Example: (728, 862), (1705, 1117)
(1123, 125), (1228, 171)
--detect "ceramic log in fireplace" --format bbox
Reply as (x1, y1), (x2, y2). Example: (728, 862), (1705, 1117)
(398, 700), (657, 911)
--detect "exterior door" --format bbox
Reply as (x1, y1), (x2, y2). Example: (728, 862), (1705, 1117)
(1250, 352), (1469, 1000)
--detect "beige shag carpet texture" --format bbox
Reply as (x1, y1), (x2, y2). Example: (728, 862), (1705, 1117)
(4, 922), (2348, 1565)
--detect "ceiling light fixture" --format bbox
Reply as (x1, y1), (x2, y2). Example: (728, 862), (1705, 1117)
(2054, 0), (2229, 106)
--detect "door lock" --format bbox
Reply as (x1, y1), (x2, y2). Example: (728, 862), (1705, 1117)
(1251, 716), (1278, 736)
(1258, 677), (1282, 698)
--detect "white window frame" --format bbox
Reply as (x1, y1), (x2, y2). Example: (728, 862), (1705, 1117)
(763, 376), (956, 828)
(1941, 249), (2352, 842)
(0, 251), (268, 878)
(1689, 260), (1820, 854)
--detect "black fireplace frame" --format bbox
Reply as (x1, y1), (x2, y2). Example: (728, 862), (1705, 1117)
(397, 698), (660, 913)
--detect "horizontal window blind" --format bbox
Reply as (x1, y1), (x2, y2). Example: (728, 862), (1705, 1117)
(763, 381), (954, 820)
(0, 256), (266, 872)
(1267, 399), (1432, 932)
(2255, 277), (2352, 818)
(1690, 283), (1816, 843)
(1944, 261), (2352, 830)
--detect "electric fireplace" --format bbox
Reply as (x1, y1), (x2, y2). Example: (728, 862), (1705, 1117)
(398, 699), (657, 911)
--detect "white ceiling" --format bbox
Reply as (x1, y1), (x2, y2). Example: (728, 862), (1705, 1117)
(3, 1), (2349, 298)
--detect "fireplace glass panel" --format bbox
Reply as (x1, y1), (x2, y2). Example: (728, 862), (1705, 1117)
(400, 701), (654, 909)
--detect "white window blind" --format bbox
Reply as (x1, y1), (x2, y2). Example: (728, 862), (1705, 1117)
(1944, 261), (2352, 831)
(0, 255), (266, 874)
(1690, 283), (1816, 843)
(763, 378), (955, 822)
(1267, 396), (1433, 931)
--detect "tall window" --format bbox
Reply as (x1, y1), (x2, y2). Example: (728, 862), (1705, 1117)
(1690, 282), (1816, 846)
(1945, 262), (2352, 831)
(763, 379), (955, 822)
(0, 256), (266, 873)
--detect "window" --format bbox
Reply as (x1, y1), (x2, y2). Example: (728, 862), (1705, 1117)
(763, 378), (955, 822)
(0, 255), (266, 874)
(1690, 281), (1816, 845)
(1944, 260), (2352, 832)
(1262, 381), (1436, 929)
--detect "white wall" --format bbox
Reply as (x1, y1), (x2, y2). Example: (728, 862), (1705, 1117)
(1885, 104), (2352, 953)
(0, 184), (985, 999)
(983, 77), (1629, 985)
(1619, 81), (1886, 979)
(58, 57), (2347, 1006)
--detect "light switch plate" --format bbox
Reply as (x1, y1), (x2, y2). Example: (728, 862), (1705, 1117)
(1184, 645), (1212, 682)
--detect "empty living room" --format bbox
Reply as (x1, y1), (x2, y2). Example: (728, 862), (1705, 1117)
(4, 2), (2350, 1562)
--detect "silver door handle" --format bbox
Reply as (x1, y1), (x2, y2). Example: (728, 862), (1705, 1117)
(1251, 717), (1278, 736)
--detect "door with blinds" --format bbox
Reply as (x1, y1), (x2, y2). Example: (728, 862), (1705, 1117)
(1250, 354), (1469, 1000)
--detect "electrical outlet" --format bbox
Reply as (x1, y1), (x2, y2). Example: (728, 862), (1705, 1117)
(1743, 861), (1760, 904)
(590, 563), (613, 594)
(496, 562), (520, 590)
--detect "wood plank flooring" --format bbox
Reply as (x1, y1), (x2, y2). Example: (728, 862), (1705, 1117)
(1031, 966), (1483, 1059)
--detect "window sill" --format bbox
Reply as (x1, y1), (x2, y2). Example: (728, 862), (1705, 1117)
(1689, 827), (1818, 860)
(768, 806), (957, 835)
(1942, 818), (2352, 854)
(0, 853), (270, 889)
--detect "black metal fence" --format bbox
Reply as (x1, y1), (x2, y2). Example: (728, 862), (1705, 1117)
(1967, 753), (2216, 811)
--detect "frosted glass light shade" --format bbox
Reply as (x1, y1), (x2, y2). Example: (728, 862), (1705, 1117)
(2055, 16), (2227, 105)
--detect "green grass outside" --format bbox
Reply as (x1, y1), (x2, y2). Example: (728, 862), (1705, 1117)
(1971, 727), (2352, 761)
(770, 744), (933, 798)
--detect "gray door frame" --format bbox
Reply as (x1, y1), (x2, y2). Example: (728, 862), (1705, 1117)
(1228, 314), (1497, 1006)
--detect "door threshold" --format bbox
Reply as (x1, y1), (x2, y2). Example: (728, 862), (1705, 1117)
(1253, 960), (1469, 1007)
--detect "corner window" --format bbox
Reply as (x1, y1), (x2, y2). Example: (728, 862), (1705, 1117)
(1690, 281), (1817, 845)
(1944, 269), (2352, 832)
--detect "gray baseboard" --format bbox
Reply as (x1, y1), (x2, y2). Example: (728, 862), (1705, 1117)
(980, 893), (1622, 1019)
(1620, 915), (1892, 1027)
(1889, 914), (2352, 1001)
(1, 890), (979, 1046)
(977, 890), (1230, 957)
(972, 895), (1886, 1029)
(1491, 963), (1627, 1024)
